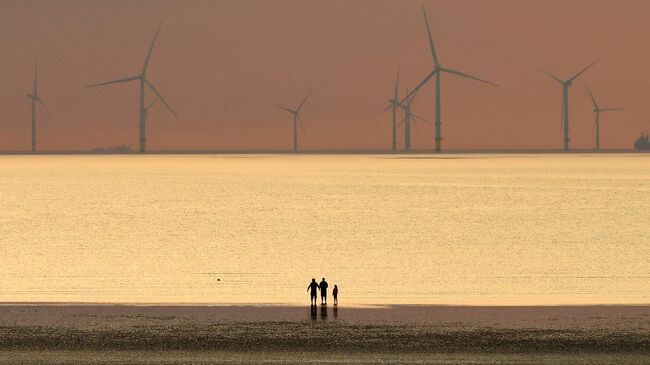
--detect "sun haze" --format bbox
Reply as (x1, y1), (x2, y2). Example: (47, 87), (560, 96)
(0, 0), (647, 151)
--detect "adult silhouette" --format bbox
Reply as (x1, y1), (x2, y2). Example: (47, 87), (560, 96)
(333, 284), (339, 305)
(307, 278), (319, 306)
(319, 278), (329, 305)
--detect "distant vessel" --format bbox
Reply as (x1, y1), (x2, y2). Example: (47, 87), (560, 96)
(634, 133), (650, 150)
(92, 145), (134, 154)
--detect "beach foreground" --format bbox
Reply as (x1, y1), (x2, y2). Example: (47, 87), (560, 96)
(0, 305), (648, 364)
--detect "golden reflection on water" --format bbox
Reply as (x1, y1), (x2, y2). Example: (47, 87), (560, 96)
(0, 154), (649, 305)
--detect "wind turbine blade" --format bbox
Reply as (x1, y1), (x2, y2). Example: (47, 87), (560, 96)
(422, 7), (440, 67)
(600, 108), (623, 112)
(147, 100), (158, 109)
(569, 59), (600, 82)
(586, 86), (598, 109)
(394, 65), (400, 100)
(36, 97), (48, 112)
(277, 105), (295, 114)
(399, 69), (437, 105)
(297, 92), (311, 112)
(411, 113), (432, 125)
(382, 103), (393, 113)
(297, 114), (306, 134)
(87, 75), (140, 88)
(397, 118), (405, 128)
(561, 90), (566, 132)
(142, 22), (162, 74)
(144, 78), (179, 119)
(34, 57), (38, 96)
(443, 67), (499, 86)
(537, 67), (563, 83)
(592, 119), (596, 135)
(409, 85), (423, 104)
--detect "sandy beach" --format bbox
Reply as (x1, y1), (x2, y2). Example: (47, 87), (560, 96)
(0, 305), (648, 364)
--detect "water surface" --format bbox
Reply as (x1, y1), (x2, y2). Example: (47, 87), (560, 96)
(0, 154), (648, 305)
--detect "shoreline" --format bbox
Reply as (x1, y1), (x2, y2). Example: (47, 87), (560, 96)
(0, 149), (647, 155)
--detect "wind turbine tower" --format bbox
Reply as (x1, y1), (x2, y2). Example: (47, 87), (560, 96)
(26, 59), (45, 152)
(399, 88), (430, 151)
(587, 86), (623, 150)
(87, 23), (178, 153)
(539, 60), (599, 151)
(278, 93), (310, 152)
(404, 7), (498, 153)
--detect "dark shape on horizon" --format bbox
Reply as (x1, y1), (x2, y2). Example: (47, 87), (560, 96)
(26, 58), (46, 153)
(402, 7), (498, 153)
(634, 132), (650, 150)
(586, 86), (623, 150)
(277, 92), (310, 152)
(399, 86), (431, 151)
(92, 144), (134, 153)
(538, 60), (599, 151)
(319, 277), (328, 305)
(87, 23), (179, 154)
(383, 66), (401, 151)
(307, 278), (319, 306)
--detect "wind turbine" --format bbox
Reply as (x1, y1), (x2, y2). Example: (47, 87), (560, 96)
(87, 23), (178, 153)
(538, 60), (599, 151)
(26, 58), (46, 152)
(277, 92), (310, 152)
(403, 7), (498, 153)
(399, 87), (430, 151)
(383, 67), (400, 151)
(586, 86), (622, 151)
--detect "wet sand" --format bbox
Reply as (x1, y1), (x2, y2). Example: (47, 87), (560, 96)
(2, 304), (650, 329)
(0, 305), (648, 364)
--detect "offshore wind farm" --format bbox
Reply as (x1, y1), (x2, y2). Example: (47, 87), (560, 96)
(0, 2), (645, 153)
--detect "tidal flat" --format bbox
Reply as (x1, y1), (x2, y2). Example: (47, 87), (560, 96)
(0, 305), (648, 364)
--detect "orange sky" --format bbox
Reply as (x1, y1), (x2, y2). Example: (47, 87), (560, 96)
(1, 0), (649, 151)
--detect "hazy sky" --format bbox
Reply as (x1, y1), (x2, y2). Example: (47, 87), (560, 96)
(1, 0), (649, 151)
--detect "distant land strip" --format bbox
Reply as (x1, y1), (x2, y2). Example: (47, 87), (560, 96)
(0, 148), (646, 155)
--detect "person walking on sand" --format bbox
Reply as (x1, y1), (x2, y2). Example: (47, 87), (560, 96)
(319, 278), (329, 305)
(333, 284), (339, 305)
(307, 278), (319, 306)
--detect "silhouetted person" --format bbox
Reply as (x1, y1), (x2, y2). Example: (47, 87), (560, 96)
(333, 284), (339, 305)
(307, 278), (319, 306)
(319, 278), (329, 305)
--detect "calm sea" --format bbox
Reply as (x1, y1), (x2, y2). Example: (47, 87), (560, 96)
(0, 154), (648, 305)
